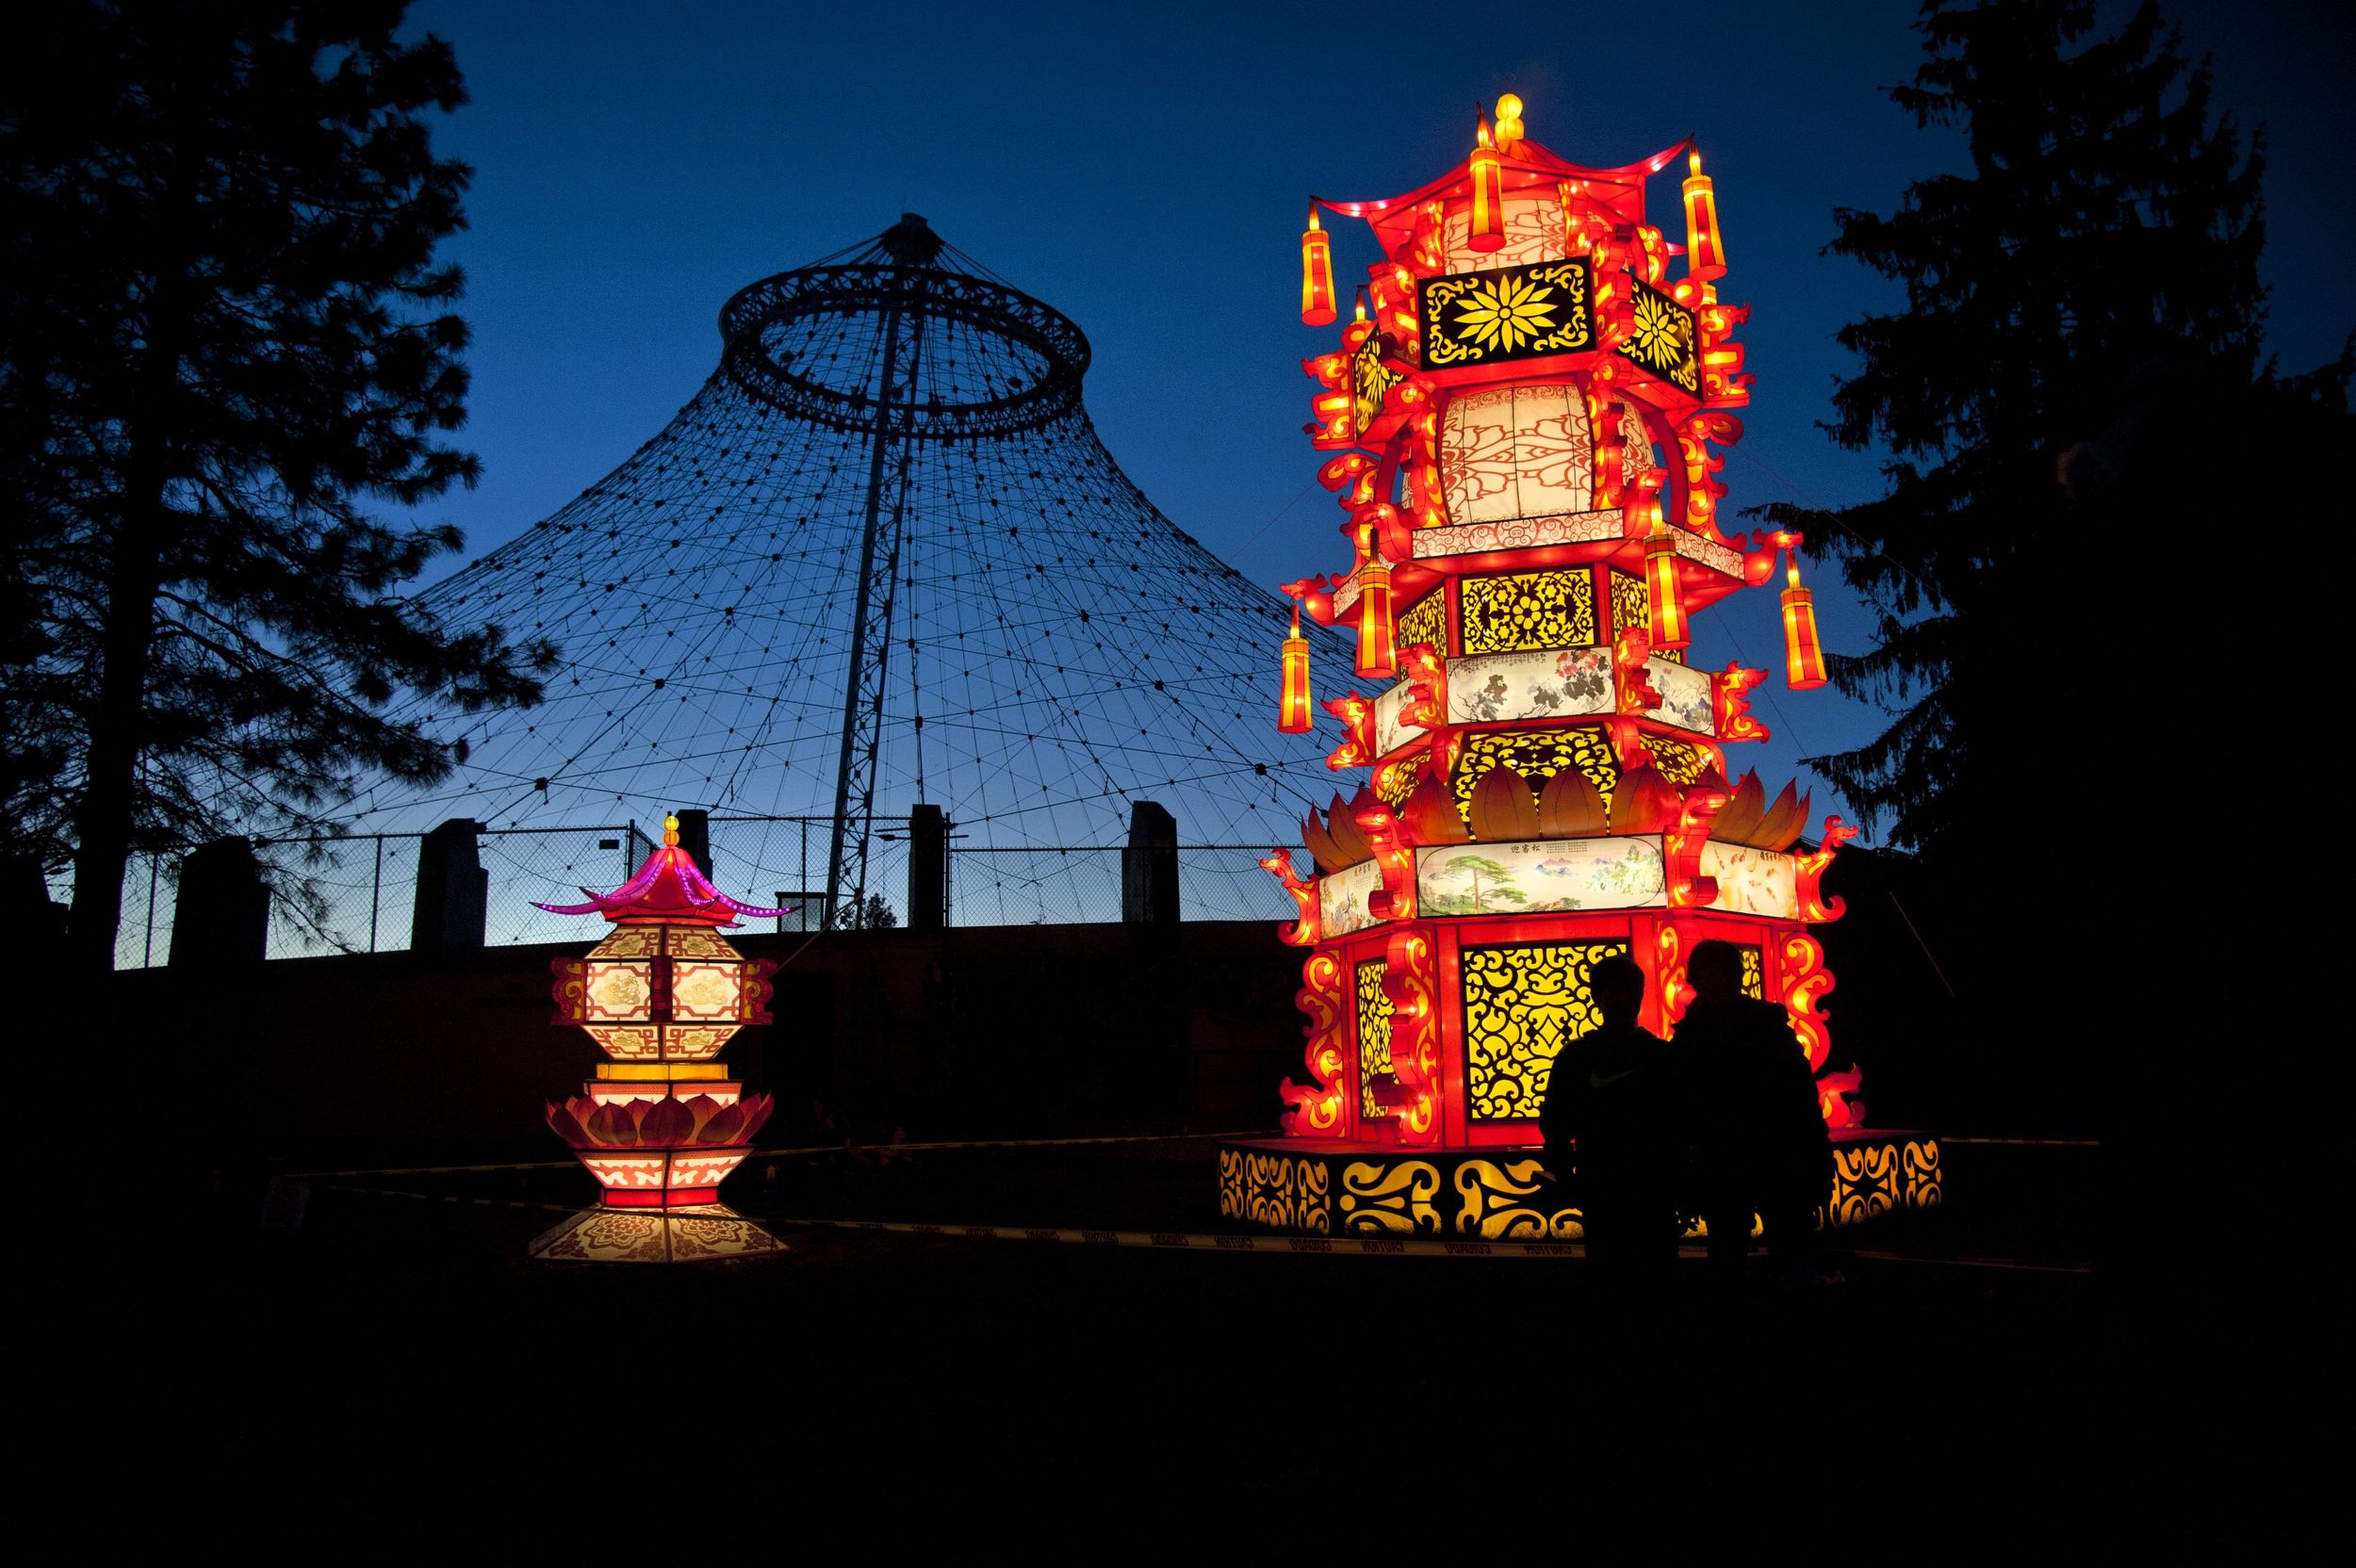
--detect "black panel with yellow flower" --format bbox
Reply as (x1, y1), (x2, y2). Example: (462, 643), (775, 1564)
(1461, 939), (1632, 1120)
(1419, 259), (1594, 369)
(1352, 331), (1404, 437)
(1615, 277), (1699, 395)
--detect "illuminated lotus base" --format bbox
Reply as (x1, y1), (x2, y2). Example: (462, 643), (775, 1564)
(529, 1203), (787, 1264)
(1217, 1130), (1941, 1239)
(574, 1146), (756, 1208)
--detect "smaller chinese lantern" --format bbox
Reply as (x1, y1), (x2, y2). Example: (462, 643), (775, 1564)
(1682, 151), (1728, 282)
(538, 814), (789, 1209)
(1355, 561), (1397, 678)
(1644, 509), (1691, 649)
(1301, 204), (1337, 327)
(1280, 602), (1314, 733)
(1467, 107), (1505, 253)
(1782, 548), (1828, 690)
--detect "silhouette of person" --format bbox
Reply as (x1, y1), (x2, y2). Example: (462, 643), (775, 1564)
(1540, 954), (1681, 1279)
(1673, 940), (1834, 1284)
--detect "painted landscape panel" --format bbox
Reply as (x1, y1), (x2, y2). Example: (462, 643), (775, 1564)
(1416, 836), (1667, 917)
(1699, 841), (1798, 920)
(1318, 857), (1383, 937)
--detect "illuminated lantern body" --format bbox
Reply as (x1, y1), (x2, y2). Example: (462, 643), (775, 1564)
(1781, 552), (1827, 690)
(1301, 209), (1337, 327)
(540, 815), (788, 1209)
(1280, 604), (1315, 732)
(1682, 153), (1728, 282)
(1353, 559), (1396, 678)
(1235, 99), (1927, 1242)
(1644, 514), (1691, 649)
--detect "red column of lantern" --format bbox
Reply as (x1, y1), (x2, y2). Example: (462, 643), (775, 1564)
(1682, 151), (1727, 282)
(1782, 548), (1827, 690)
(1467, 108), (1505, 253)
(1280, 603), (1314, 732)
(1644, 510), (1690, 649)
(1301, 204), (1337, 327)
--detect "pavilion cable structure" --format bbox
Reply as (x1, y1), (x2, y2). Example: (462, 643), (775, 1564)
(334, 215), (1343, 925)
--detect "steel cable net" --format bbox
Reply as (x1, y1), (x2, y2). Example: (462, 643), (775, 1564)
(336, 219), (1344, 925)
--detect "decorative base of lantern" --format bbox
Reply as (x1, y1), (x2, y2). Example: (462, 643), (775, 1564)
(1216, 1129), (1942, 1238)
(602, 1185), (723, 1208)
(529, 1203), (787, 1264)
(571, 1145), (756, 1208)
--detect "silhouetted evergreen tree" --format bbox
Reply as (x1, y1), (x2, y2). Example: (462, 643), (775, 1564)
(1765, 0), (2349, 859)
(2, 1), (554, 972)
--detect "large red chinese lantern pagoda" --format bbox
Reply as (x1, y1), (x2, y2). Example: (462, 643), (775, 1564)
(1224, 98), (1940, 1239)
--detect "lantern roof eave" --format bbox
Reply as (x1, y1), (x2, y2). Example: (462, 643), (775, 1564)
(532, 841), (793, 929)
(1317, 137), (1691, 253)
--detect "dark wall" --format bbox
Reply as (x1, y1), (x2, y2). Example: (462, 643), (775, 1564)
(110, 919), (1306, 1166)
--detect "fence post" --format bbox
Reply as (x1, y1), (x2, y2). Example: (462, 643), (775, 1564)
(675, 808), (711, 874)
(907, 804), (947, 931)
(411, 818), (488, 955)
(169, 838), (270, 967)
(1121, 801), (1180, 926)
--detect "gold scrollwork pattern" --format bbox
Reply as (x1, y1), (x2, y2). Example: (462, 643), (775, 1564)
(1218, 1149), (1248, 1219)
(1826, 1141), (1901, 1229)
(1902, 1138), (1942, 1210)
(1374, 760), (1420, 808)
(1338, 1160), (1442, 1234)
(1243, 1152), (1333, 1233)
(1355, 958), (1396, 1119)
(1460, 567), (1596, 654)
(1641, 732), (1708, 785)
(1453, 1158), (1584, 1239)
(1448, 724), (1619, 827)
(1460, 939), (1631, 1120)
(1399, 591), (1446, 655)
(1738, 943), (1764, 1001)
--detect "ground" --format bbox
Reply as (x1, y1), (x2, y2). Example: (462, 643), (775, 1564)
(71, 1135), (2136, 1547)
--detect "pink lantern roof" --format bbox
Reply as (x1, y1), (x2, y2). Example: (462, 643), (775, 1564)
(532, 814), (793, 928)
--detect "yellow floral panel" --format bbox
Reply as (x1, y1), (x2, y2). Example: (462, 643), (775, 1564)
(1460, 567), (1595, 654)
(1356, 958), (1395, 1119)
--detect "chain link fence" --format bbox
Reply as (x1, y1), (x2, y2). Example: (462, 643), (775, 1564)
(105, 815), (1294, 969)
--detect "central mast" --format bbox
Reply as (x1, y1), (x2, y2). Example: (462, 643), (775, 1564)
(825, 214), (938, 927)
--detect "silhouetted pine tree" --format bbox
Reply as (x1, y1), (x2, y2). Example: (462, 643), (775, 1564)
(1764, 0), (2349, 858)
(1, 1), (554, 971)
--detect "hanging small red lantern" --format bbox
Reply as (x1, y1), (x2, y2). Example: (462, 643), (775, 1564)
(1355, 560), (1396, 678)
(1782, 547), (1827, 690)
(1644, 507), (1690, 649)
(1301, 204), (1337, 327)
(1280, 602), (1314, 732)
(1467, 107), (1505, 253)
(1682, 151), (1728, 282)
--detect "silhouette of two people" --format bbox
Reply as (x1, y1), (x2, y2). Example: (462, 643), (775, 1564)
(1540, 940), (1835, 1286)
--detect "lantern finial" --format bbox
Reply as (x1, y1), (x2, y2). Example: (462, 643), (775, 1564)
(663, 812), (680, 847)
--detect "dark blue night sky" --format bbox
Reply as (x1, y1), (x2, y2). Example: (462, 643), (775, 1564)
(405, 0), (2352, 833)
